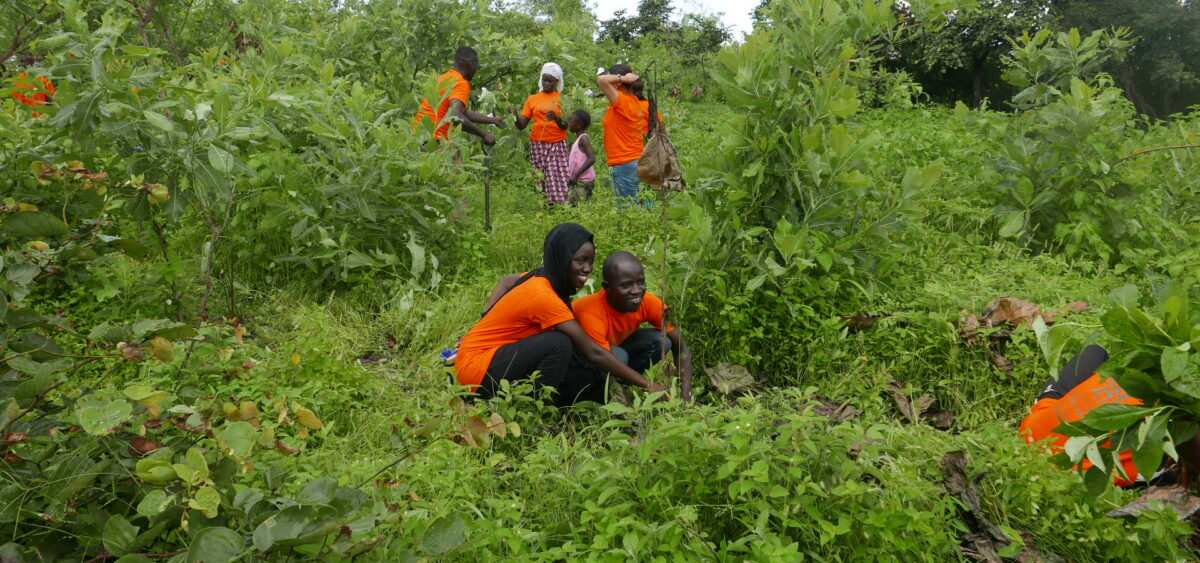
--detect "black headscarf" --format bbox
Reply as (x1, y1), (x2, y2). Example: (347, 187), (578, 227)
(480, 223), (594, 319)
(533, 223), (594, 307)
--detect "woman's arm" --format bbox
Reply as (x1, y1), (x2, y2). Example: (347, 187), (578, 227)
(555, 319), (668, 395)
(482, 274), (521, 313)
(597, 73), (639, 105)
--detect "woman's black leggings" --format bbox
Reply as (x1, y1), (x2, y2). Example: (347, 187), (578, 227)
(478, 331), (573, 401)
(477, 330), (609, 405)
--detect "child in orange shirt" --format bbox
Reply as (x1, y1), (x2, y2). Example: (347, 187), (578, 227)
(515, 62), (570, 204)
(571, 252), (694, 401)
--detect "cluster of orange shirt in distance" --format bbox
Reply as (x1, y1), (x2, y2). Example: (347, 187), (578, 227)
(12, 74), (55, 118)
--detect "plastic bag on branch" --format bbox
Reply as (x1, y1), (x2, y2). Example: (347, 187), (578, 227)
(637, 129), (686, 191)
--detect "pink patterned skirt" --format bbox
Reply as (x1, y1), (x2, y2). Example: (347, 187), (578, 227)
(530, 140), (570, 204)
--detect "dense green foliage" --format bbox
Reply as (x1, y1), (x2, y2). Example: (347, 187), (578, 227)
(2, 0), (1200, 560)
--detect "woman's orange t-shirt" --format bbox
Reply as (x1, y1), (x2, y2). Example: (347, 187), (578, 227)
(572, 289), (673, 350)
(521, 91), (566, 144)
(1019, 373), (1143, 486)
(414, 69), (472, 140)
(455, 276), (575, 388)
(602, 91), (647, 166)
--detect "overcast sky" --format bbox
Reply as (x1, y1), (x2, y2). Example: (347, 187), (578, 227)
(589, 0), (755, 41)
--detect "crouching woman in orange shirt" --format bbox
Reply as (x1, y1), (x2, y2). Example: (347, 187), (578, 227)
(454, 223), (668, 405)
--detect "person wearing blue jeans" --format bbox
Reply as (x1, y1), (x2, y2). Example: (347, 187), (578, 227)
(610, 160), (641, 208)
(610, 327), (671, 374)
(598, 63), (650, 209)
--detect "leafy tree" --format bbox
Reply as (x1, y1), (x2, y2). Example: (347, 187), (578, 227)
(890, 0), (1058, 107)
(1056, 0), (1200, 118)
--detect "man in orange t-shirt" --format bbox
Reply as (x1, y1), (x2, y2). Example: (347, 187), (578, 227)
(414, 46), (503, 144)
(598, 64), (649, 208)
(1019, 345), (1150, 487)
(572, 251), (694, 400)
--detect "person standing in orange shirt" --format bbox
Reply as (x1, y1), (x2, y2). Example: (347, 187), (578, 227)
(572, 252), (694, 401)
(414, 46), (503, 144)
(515, 62), (571, 204)
(597, 64), (650, 208)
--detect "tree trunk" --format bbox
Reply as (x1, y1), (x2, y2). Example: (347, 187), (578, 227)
(972, 61), (986, 109)
(1116, 62), (1155, 119)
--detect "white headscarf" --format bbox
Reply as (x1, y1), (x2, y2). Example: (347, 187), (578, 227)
(540, 62), (564, 92)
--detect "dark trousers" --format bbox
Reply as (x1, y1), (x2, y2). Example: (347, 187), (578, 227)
(478, 331), (605, 406)
(611, 327), (671, 374)
(478, 331), (572, 401)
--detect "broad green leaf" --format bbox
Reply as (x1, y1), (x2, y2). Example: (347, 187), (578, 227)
(1161, 347), (1189, 383)
(252, 505), (340, 551)
(135, 459), (177, 485)
(187, 526), (244, 563)
(102, 515), (139, 556)
(1107, 368), (1160, 403)
(8, 356), (71, 377)
(421, 512), (468, 556)
(1080, 404), (1152, 431)
(3, 212), (69, 238)
(997, 211), (1025, 238)
(79, 399), (132, 435)
(188, 486), (221, 518)
(136, 490), (174, 517)
(208, 145), (235, 174)
(142, 110), (174, 132)
(1132, 433), (1164, 481)
(214, 421), (255, 459)
(123, 385), (169, 406)
(296, 477), (338, 505)
(1109, 285), (1139, 308)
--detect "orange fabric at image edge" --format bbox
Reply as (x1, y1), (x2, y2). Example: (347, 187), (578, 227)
(1019, 373), (1143, 486)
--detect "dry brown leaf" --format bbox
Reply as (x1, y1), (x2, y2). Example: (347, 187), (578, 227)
(294, 405), (324, 430)
(275, 439), (300, 456)
(810, 395), (863, 424)
(489, 412), (507, 439)
(1105, 485), (1200, 520)
(958, 309), (980, 343)
(841, 313), (881, 332)
(981, 297), (1043, 328)
(1066, 301), (1089, 313)
(708, 363), (757, 395)
(990, 352), (1014, 376)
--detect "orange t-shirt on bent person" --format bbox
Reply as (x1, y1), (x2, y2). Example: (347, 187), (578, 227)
(414, 69), (472, 140)
(572, 289), (673, 350)
(521, 91), (566, 143)
(455, 275), (575, 388)
(602, 91), (647, 166)
(1019, 373), (1143, 486)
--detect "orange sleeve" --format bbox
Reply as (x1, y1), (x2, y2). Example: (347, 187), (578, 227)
(642, 293), (675, 332)
(521, 95), (534, 118)
(450, 75), (471, 108)
(575, 308), (612, 350)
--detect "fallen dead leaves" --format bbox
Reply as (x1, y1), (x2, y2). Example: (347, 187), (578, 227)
(942, 451), (1062, 562)
(885, 374), (955, 430)
(957, 297), (1089, 376)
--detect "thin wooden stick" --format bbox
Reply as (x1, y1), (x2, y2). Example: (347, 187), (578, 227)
(1110, 144), (1200, 167)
